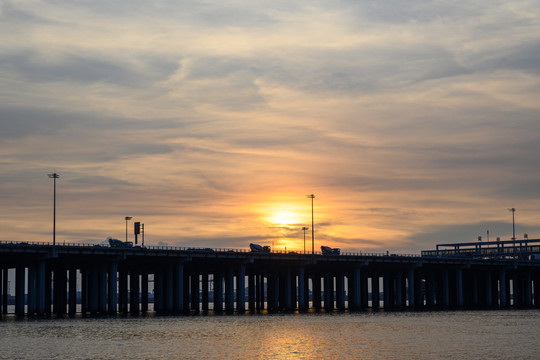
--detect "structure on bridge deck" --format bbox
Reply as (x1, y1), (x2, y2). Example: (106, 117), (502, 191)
(1, 240), (539, 317)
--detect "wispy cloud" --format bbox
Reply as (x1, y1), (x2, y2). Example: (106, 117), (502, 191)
(1, 0), (539, 252)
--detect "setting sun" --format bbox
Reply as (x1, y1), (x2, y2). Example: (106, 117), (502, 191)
(269, 211), (300, 226)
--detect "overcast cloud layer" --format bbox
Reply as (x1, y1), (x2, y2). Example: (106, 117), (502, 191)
(1, 1), (539, 253)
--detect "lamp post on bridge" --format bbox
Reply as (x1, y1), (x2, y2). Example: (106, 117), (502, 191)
(125, 216), (132, 244)
(47, 172), (60, 246)
(509, 208), (516, 260)
(302, 226), (309, 254)
(306, 194), (315, 255)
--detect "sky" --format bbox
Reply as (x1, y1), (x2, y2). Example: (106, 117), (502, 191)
(1, 1), (540, 254)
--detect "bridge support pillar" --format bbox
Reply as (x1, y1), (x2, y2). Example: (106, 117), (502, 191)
(442, 270), (449, 308)
(225, 267), (234, 313)
(15, 265), (25, 316)
(173, 263), (184, 313)
(395, 270), (403, 308)
(485, 271), (493, 307)
(533, 272), (540, 307)
(323, 274), (333, 311)
(141, 272), (148, 313)
(130, 270), (140, 314)
(89, 268), (99, 315)
(99, 263), (108, 314)
(27, 263), (37, 316)
(407, 268), (415, 308)
(237, 266), (246, 313)
(499, 270), (507, 307)
(202, 272), (209, 312)
(371, 275), (380, 310)
(456, 269), (464, 308)
(525, 272), (532, 307)
(336, 271), (345, 311)
(68, 267), (77, 316)
(2, 268), (7, 315)
(214, 271), (223, 312)
(350, 268), (362, 310)
(297, 267), (307, 311)
(108, 263), (118, 314)
(191, 272), (200, 313)
(248, 271), (256, 311)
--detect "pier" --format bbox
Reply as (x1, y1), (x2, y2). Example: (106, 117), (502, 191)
(1, 240), (539, 317)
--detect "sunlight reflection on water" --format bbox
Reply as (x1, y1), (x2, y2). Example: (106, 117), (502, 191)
(1, 311), (540, 359)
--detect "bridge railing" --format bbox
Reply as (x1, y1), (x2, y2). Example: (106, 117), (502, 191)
(0, 240), (421, 257)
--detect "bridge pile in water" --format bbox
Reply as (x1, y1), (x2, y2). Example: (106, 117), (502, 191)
(1, 241), (539, 317)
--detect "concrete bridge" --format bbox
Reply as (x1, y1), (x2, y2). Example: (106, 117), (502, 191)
(1, 240), (539, 317)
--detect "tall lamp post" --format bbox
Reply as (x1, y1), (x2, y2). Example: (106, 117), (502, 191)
(306, 194), (315, 254)
(509, 208), (516, 259)
(302, 226), (309, 254)
(47, 173), (60, 246)
(125, 216), (132, 244)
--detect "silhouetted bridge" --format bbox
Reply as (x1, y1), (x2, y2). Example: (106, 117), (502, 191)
(1, 240), (539, 317)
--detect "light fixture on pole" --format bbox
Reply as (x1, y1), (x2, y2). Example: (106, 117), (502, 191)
(302, 226), (309, 254)
(125, 216), (132, 244)
(47, 173), (60, 246)
(306, 194), (315, 254)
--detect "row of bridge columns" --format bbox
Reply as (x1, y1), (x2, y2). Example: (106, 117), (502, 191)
(1, 263), (539, 316)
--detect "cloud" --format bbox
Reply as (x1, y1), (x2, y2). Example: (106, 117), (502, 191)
(1, 0), (539, 253)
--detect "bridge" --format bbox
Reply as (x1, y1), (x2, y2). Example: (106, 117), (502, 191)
(1, 240), (539, 317)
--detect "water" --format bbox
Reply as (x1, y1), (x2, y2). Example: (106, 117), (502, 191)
(2, 310), (540, 359)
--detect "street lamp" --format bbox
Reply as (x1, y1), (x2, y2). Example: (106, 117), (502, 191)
(47, 173), (60, 246)
(508, 208), (516, 259)
(125, 216), (132, 244)
(306, 194), (315, 254)
(302, 226), (309, 254)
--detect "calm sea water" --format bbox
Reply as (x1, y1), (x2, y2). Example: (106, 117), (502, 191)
(1, 310), (539, 359)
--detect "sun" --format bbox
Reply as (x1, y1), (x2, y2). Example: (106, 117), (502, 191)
(268, 211), (300, 226)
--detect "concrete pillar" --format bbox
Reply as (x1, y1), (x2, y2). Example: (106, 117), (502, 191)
(81, 269), (88, 315)
(108, 263), (118, 314)
(2, 268), (8, 315)
(312, 274), (322, 311)
(153, 268), (163, 313)
(426, 272), (436, 308)
(191, 272), (200, 313)
(533, 272), (540, 308)
(68, 267), (77, 316)
(298, 267), (306, 311)
(27, 263), (37, 316)
(407, 268), (415, 308)
(248, 272), (256, 311)
(395, 271), (403, 308)
(371, 276), (380, 310)
(237, 266), (246, 313)
(54, 267), (67, 315)
(164, 264), (174, 313)
(45, 266), (52, 315)
(214, 271), (223, 312)
(525, 272), (532, 307)
(89, 269), (99, 314)
(336, 271), (345, 311)
(282, 268), (292, 311)
(442, 270), (449, 308)
(173, 263), (183, 313)
(225, 267), (234, 313)
(202, 272), (209, 312)
(15, 265), (25, 316)
(456, 268), (464, 308)
(485, 271), (493, 307)
(141, 272), (148, 313)
(99, 263), (108, 314)
(383, 273), (391, 309)
(130, 270), (140, 314)
(499, 270), (507, 308)
(118, 268), (128, 314)
(350, 268), (361, 310)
